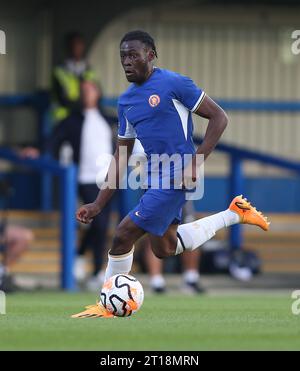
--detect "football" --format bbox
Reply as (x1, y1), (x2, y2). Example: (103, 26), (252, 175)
(100, 274), (144, 317)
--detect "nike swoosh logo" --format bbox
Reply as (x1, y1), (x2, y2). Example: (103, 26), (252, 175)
(235, 202), (251, 210)
(134, 211), (145, 219)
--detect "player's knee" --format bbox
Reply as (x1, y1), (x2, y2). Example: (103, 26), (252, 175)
(111, 236), (129, 255)
(111, 226), (133, 256)
(152, 250), (166, 259)
(152, 245), (174, 259)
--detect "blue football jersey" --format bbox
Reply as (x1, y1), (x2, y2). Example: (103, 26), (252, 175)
(118, 68), (205, 186)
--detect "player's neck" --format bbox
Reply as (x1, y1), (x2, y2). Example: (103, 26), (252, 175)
(137, 66), (155, 85)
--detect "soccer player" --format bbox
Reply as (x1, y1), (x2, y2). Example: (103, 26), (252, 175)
(72, 30), (269, 318)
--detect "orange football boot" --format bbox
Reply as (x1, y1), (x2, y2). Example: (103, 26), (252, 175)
(229, 195), (270, 231)
(71, 302), (114, 318)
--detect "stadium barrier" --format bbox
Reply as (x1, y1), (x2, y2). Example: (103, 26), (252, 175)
(0, 147), (77, 290)
(209, 139), (300, 250)
(0, 92), (300, 290)
(0, 92), (52, 211)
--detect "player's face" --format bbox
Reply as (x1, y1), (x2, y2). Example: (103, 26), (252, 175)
(120, 40), (153, 83)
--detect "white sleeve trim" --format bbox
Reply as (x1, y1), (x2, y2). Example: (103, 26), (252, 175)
(125, 116), (136, 137)
(118, 115), (137, 139)
(191, 91), (206, 112)
(172, 99), (189, 140)
(118, 134), (137, 139)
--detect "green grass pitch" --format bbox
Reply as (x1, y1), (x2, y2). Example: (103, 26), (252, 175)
(0, 292), (299, 350)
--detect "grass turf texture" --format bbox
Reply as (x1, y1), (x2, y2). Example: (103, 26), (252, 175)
(0, 292), (299, 350)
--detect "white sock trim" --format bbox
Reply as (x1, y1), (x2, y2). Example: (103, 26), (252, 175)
(108, 246), (135, 260)
(175, 233), (186, 255)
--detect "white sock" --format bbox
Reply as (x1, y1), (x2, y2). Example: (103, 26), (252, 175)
(104, 247), (134, 282)
(183, 270), (199, 284)
(176, 209), (240, 255)
(150, 274), (166, 289)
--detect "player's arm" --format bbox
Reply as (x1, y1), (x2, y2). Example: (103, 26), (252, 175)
(174, 74), (227, 160)
(76, 138), (135, 224)
(194, 94), (228, 160)
(93, 137), (135, 208)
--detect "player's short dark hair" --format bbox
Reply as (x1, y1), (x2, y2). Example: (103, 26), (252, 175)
(120, 30), (158, 58)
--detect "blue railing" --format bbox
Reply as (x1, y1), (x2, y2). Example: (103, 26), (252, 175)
(1, 92), (300, 289)
(0, 92), (52, 211)
(102, 97), (300, 112)
(193, 138), (300, 249)
(0, 148), (77, 291)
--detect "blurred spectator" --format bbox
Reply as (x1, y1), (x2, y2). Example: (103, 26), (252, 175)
(0, 226), (34, 292)
(0, 180), (34, 292)
(22, 81), (115, 291)
(51, 31), (96, 123)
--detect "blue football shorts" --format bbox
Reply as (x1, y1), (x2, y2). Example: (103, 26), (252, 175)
(128, 188), (188, 236)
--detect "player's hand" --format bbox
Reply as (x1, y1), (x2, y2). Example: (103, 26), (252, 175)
(76, 203), (101, 224)
(182, 155), (203, 190)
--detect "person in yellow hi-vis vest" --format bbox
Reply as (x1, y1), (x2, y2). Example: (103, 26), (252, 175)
(51, 32), (96, 123)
